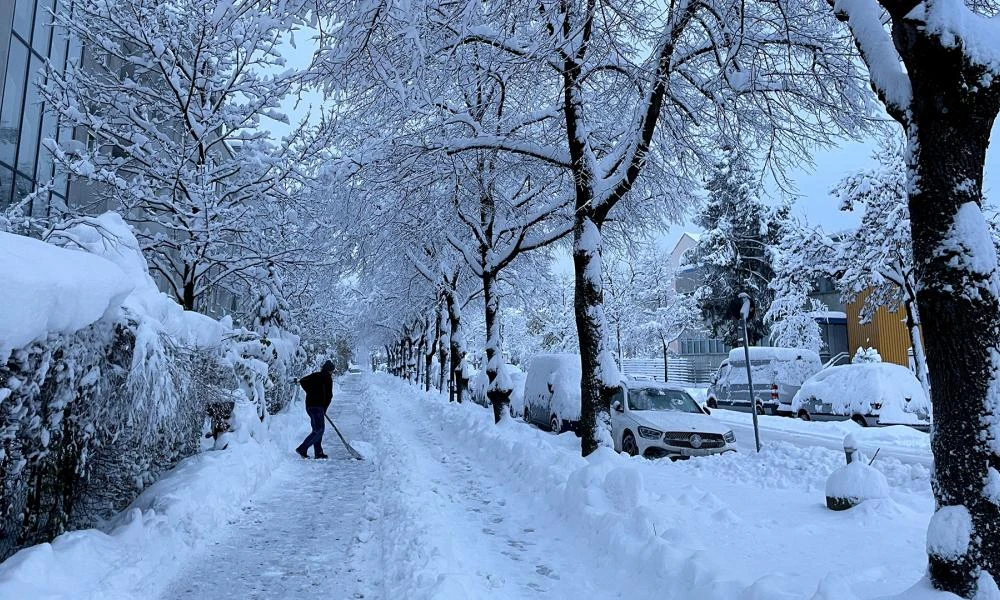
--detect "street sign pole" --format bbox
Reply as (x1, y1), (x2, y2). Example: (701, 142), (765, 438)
(739, 293), (762, 453)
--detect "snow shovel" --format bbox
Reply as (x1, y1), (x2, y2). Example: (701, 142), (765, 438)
(324, 413), (364, 460)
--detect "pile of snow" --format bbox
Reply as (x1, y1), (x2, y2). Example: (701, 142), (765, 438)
(825, 459), (891, 507)
(0, 230), (132, 361)
(50, 212), (230, 349)
(792, 362), (930, 425)
(523, 353), (583, 421)
(367, 375), (941, 599)
(0, 404), (303, 599)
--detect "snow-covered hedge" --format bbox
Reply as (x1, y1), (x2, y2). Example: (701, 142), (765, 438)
(0, 214), (301, 560)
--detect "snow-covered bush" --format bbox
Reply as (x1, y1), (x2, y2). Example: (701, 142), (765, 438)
(854, 347), (883, 363)
(0, 214), (301, 560)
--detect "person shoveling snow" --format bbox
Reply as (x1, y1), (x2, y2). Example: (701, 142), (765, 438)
(296, 361), (335, 459)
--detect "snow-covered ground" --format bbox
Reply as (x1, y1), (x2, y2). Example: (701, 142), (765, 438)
(0, 374), (951, 599)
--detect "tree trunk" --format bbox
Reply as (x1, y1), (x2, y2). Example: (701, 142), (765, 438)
(445, 292), (465, 403)
(662, 338), (669, 382)
(574, 214), (617, 456)
(438, 302), (449, 393)
(182, 279), (196, 311)
(483, 270), (512, 423)
(903, 45), (1000, 595)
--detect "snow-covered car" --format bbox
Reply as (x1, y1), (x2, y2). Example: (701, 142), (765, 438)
(707, 347), (822, 415)
(612, 381), (736, 459)
(791, 362), (931, 429)
(469, 364), (526, 413)
(523, 353), (582, 432)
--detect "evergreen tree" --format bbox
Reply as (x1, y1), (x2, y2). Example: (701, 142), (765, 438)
(686, 151), (787, 347)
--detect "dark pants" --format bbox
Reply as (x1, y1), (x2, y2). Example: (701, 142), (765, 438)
(296, 406), (326, 456)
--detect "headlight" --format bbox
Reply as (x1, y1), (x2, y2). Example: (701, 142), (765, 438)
(637, 426), (663, 440)
(724, 430), (736, 443)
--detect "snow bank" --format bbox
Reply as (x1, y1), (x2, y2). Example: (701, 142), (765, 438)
(355, 380), (481, 599)
(0, 404), (302, 600)
(51, 212), (229, 348)
(364, 374), (947, 599)
(792, 362), (930, 425)
(0, 230), (132, 361)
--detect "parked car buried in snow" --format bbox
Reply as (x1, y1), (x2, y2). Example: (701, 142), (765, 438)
(612, 381), (736, 459)
(523, 353), (582, 433)
(707, 347), (822, 416)
(790, 362), (931, 430)
(470, 364), (526, 415)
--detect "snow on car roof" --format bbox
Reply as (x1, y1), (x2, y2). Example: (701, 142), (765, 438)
(727, 346), (822, 363)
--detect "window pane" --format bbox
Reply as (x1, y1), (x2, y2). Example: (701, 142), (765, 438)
(0, 165), (13, 209)
(13, 172), (33, 207)
(32, 0), (55, 54)
(16, 55), (44, 176)
(13, 0), (33, 38)
(35, 108), (56, 181)
(0, 40), (28, 165)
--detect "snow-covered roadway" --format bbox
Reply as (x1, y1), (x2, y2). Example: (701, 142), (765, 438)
(712, 409), (932, 468)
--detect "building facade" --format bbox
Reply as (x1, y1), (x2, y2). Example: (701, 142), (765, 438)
(0, 0), (78, 216)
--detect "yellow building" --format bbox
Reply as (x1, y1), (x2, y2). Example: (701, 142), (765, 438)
(845, 293), (914, 368)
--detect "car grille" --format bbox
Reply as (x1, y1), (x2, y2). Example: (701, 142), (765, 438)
(662, 432), (726, 449)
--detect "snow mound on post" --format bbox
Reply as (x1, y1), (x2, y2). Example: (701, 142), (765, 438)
(824, 459), (890, 502)
(0, 230), (132, 361)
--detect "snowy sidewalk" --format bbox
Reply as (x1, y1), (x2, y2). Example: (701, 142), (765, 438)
(159, 376), (372, 600)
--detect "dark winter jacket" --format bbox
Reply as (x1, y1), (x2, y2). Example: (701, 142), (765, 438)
(300, 371), (333, 409)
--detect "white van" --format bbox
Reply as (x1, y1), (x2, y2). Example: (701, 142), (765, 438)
(522, 354), (582, 432)
(706, 347), (822, 415)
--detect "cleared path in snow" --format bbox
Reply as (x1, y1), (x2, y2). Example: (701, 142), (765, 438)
(159, 377), (371, 600)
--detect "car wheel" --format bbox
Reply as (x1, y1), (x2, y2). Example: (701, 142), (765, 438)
(798, 410), (811, 421)
(852, 415), (868, 428)
(755, 402), (765, 415)
(707, 398), (718, 409)
(622, 431), (639, 457)
(550, 414), (562, 434)
(523, 406), (530, 424)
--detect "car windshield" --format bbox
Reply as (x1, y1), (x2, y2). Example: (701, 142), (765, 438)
(627, 388), (701, 413)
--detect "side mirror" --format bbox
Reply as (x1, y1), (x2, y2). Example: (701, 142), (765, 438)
(612, 400), (623, 413)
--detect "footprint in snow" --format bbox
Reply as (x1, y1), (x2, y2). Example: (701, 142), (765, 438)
(535, 565), (559, 580)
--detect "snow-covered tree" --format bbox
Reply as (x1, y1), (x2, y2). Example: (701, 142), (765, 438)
(687, 151), (789, 347)
(781, 0), (1000, 577)
(318, 0), (876, 456)
(36, 0), (329, 311)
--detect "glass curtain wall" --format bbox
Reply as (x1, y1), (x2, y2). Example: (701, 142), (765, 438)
(0, 0), (77, 215)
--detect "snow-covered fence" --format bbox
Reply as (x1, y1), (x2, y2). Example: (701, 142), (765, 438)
(620, 357), (698, 385)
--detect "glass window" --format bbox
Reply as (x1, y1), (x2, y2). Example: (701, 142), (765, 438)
(13, 172), (32, 206)
(13, 0), (34, 39)
(0, 165), (13, 208)
(17, 56), (44, 176)
(0, 40), (28, 165)
(32, 0), (55, 54)
(627, 388), (700, 413)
